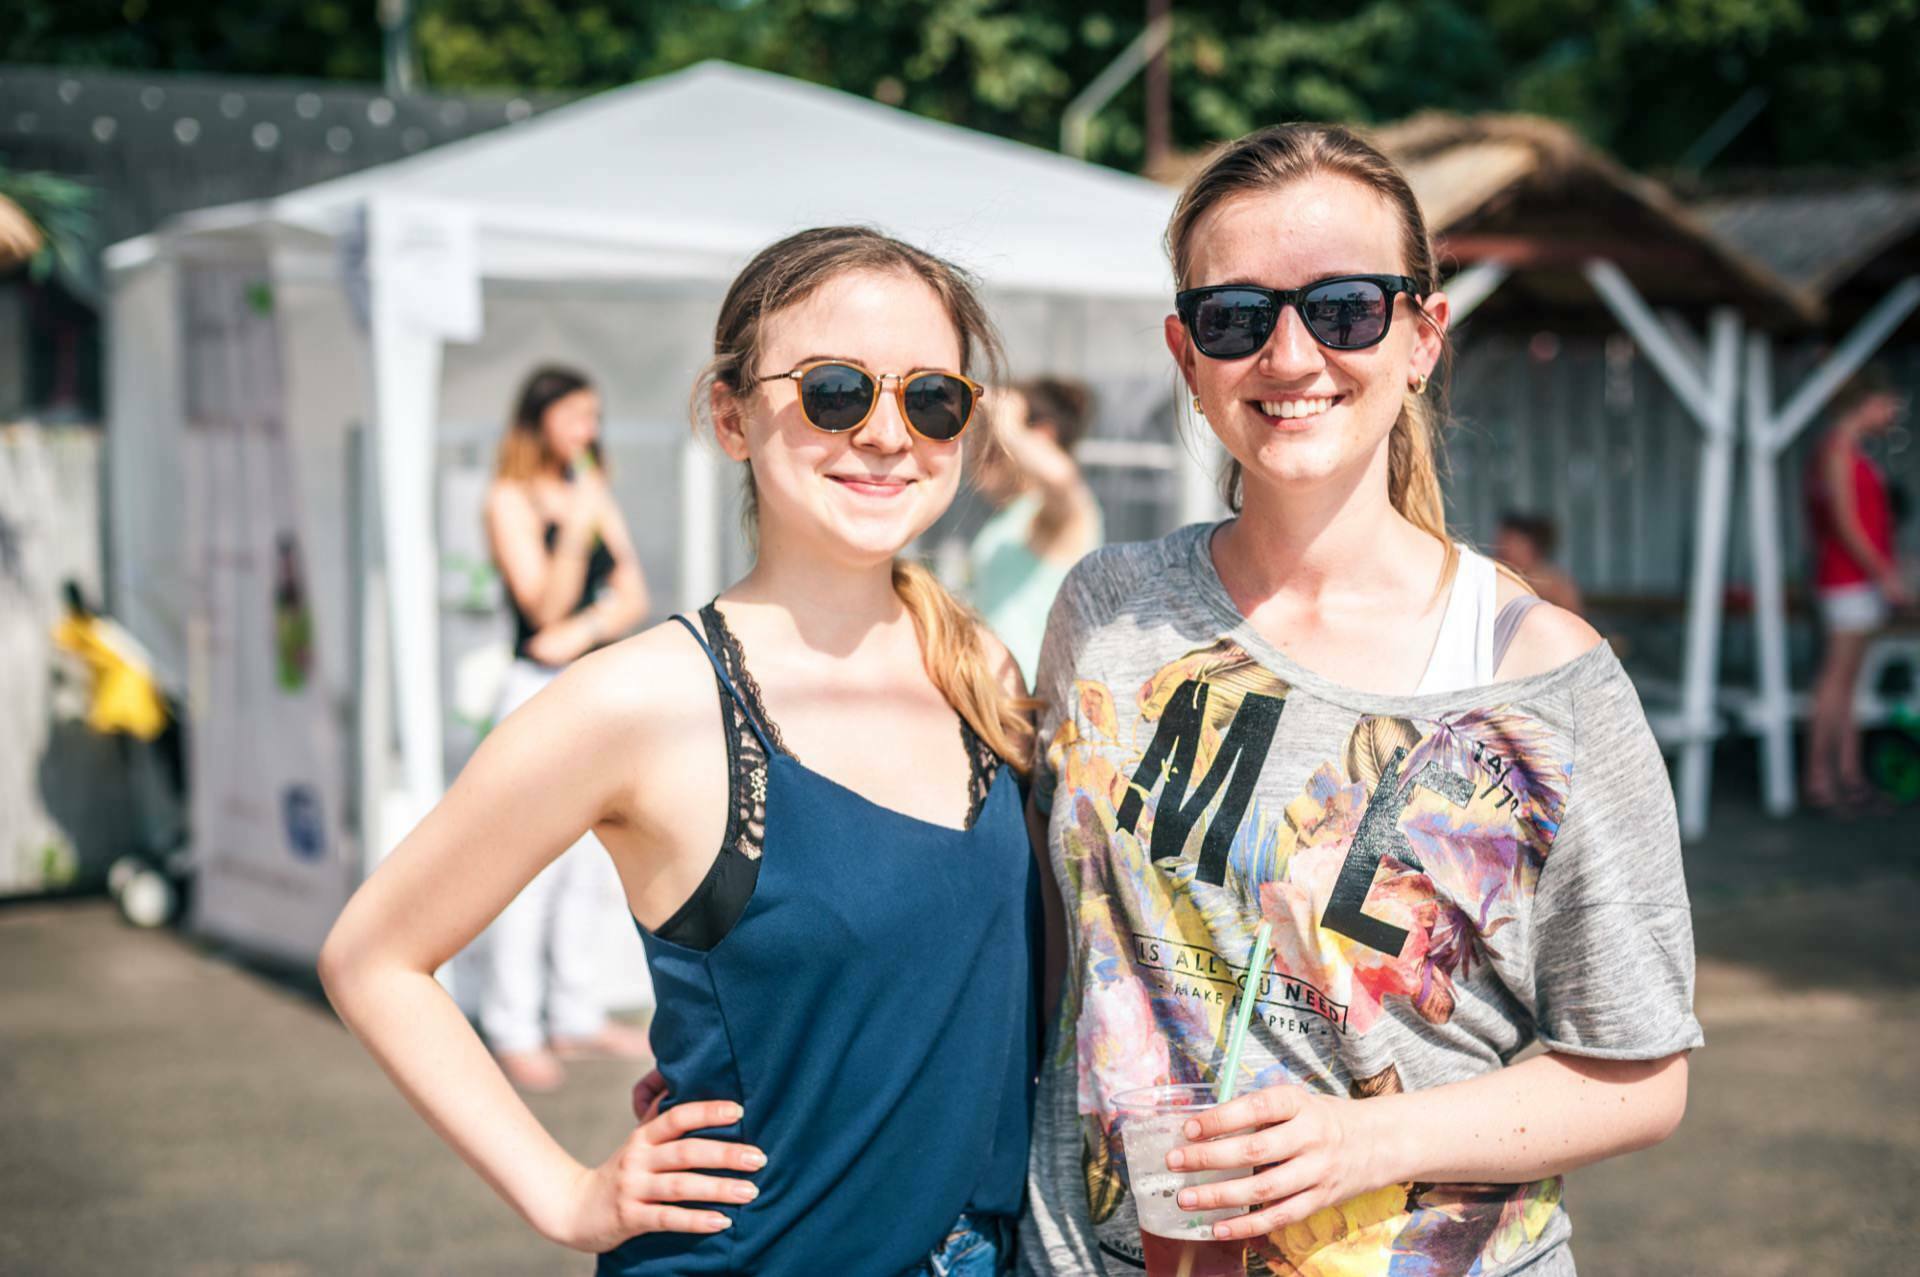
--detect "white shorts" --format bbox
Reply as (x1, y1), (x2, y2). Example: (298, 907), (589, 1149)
(1818, 583), (1889, 634)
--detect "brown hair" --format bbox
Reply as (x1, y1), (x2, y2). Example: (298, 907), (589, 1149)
(1167, 124), (1457, 587)
(692, 226), (1032, 771)
(1015, 376), (1096, 452)
(1831, 362), (1896, 421)
(496, 364), (603, 480)
(1498, 510), (1559, 558)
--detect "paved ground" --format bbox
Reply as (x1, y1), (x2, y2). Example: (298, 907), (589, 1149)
(2, 743), (1915, 1275)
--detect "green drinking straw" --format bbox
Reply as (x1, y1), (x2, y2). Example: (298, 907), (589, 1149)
(1215, 921), (1272, 1103)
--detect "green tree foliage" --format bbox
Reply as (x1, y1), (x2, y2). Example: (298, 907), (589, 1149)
(5, 0), (1915, 174)
(0, 163), (98, 299)
(1, 0), (381, 81)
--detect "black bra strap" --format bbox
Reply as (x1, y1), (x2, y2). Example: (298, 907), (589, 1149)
(670, 614), (777, 756)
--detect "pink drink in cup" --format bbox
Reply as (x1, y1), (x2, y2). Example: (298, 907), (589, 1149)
(1112, 1084), (1251, 1277)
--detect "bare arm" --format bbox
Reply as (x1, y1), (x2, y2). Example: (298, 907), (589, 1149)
(523, 490), (652, 667)
(1171, 1051), (1688, 1237)
(317, 644), (760, 1251)
(986, 391), (1099, 565)
(486, 480), (601, 630)
(591, 494), (651, 633)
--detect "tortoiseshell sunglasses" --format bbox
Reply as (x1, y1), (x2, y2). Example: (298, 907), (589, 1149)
(750, 359), (983, 442)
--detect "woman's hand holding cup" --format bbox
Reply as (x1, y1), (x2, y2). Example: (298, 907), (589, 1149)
(1165, 1084), (1376, 1242)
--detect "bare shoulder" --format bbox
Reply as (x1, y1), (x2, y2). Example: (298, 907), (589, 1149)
(974, 622), (1029, 699)
(1495, 592), (1606, 680)
(536, 617), (718, 743)
(483, 477), (533, 525)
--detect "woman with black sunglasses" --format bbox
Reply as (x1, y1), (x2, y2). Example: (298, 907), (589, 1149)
(320, 227), (1039, 1276)
(1021, 126), (1699, 1276)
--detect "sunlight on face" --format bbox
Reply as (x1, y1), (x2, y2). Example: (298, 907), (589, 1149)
(540, 389), (601, 465)
(732, 269), (968, 568)
(1167, 175), (1446, 501)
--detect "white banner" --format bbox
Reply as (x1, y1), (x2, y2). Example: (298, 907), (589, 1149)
(182, 262), (351, 963)
(370, 199), (482, 343)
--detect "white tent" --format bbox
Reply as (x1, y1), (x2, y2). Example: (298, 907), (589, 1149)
(102, 61), (1194, 973)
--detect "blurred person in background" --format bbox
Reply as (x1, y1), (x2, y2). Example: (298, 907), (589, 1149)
(1494, 510), (1582, 613)
(1022, 123), (1697, 1277)
(1803, 366), (1911, 810)
(968, 377), (1102, 684)
(320, 228), (1037, 1276)
(479, 365), (652, 1090)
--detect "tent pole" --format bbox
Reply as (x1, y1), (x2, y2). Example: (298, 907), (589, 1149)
(367, 222), (450, 843)
(1585, 257), (1740, 840)
(678, 438), (722, 610)
(1743, 335), (1795, 815)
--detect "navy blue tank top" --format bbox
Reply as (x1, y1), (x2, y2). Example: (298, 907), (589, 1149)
(598, 617), (1040, 1276)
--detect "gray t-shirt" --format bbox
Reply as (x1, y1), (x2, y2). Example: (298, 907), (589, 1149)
(1020, 524), (1703, 1277)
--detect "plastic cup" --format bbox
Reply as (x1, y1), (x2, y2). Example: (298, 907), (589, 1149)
(1112, 1083), (1251, 1277)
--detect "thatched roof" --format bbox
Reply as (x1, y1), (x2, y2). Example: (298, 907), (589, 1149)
(0, 193), (42, 268)
(1366, 112), (1820, 329)
(1695, 183), (1920, 301)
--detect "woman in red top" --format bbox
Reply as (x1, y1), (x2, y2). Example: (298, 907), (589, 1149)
(1803, 367), (1910, 808)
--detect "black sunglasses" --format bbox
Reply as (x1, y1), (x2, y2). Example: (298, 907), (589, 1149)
(749, 359), (981, 442)
(1175, 274), (1423, 358)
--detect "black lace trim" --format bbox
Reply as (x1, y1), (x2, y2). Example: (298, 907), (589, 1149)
(959, 719), (998, 827)
(656, 604), (1006, 952)
(703, 603), (998, 832)
(700, 603), (773, 865)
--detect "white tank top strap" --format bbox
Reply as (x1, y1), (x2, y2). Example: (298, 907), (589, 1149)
(1413, 544), (1499, 695)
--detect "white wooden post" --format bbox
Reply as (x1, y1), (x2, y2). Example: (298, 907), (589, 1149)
(1765, 277), (1920, 453)
(1745, 274), (1920, 814)
(1743, 335), (1795, 814)
(1441, 262), (1511, 324)
(1584, 259), (1742, 840)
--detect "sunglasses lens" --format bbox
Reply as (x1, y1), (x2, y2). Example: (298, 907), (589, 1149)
(1301, 279), (1390, 349)
(1185, 289), (1276, 359)
(798, 363), (876, 431)
(902, 374), (973, 441)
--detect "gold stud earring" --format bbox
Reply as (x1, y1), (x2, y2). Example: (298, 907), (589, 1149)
(1191, 394), (1205, 417)
(1410, 372), (1430, 395)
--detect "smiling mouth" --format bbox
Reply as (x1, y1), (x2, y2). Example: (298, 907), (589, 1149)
(828, 475), (912, 497)
(1253, 395), (1341, 424)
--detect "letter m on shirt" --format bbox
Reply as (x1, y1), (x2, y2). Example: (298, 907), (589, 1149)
(1115, 678), (1283, 886)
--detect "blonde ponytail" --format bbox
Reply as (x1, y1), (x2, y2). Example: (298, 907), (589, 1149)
(1388, 388), (1459, 596)
(891, 560), (1034, 775)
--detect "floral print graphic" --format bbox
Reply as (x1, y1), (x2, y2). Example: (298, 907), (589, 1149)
(1053, 639), (1574, 1274)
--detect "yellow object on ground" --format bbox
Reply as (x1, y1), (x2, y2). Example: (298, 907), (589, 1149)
(52, 614), (169, 741)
